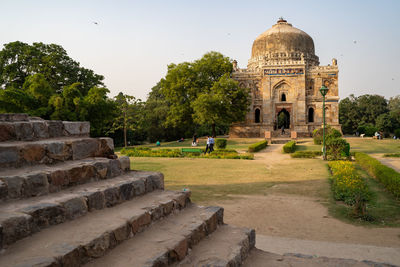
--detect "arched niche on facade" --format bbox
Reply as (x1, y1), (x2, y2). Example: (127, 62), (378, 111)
(273, 80), (291, 102)
(255, 108), (261, 123)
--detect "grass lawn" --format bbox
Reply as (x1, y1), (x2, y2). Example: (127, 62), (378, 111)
(295, 139), (321, 152)
(345, 137), (400, 154)
(130, 155), (329, 203)
(122, 137), (400, 226)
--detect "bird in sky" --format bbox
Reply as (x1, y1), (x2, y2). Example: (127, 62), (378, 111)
(93, 21), (99, 25)
(353, 40), (357, 44)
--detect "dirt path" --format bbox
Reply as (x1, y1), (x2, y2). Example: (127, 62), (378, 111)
(204, 144), (400, 260)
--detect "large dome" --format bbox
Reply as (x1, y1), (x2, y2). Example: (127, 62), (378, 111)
(248, 19), (319, 68)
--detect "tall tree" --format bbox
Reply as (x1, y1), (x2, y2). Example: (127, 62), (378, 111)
(109, 93), (143, 147)
(160, 51), (250, 137)
(192, 74), (250, 136)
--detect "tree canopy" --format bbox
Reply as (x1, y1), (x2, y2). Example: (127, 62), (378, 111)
(160, 51), (250, 136)
(339, 94), (400, 135)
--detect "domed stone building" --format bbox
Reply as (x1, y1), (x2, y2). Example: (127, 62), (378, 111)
(230, 18), (340, 138)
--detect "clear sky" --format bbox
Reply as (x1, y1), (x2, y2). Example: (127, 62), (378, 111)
(1, 0), (399, 100)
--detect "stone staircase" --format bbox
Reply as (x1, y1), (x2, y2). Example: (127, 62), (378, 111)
(0, 114), (255, 267)
(1, 114), (394, 267)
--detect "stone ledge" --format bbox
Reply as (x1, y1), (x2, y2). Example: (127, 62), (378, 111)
(0, 137), (115, 169)
(0, 114), (90, 142)
(0, 156), (130, 201)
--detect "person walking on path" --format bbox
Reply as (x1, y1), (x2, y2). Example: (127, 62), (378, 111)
(209, 136), (215, 152)
(281, 125), (285, 134)
(204, 136), (210, 154)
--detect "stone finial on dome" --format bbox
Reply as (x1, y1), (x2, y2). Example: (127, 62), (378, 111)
(277, 17), (287, 23)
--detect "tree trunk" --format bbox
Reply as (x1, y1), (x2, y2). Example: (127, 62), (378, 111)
(123, 110), (127, 147)
(211, 123), (216, 137)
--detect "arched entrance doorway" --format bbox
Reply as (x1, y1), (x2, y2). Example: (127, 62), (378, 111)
(277, 108), (290, 129)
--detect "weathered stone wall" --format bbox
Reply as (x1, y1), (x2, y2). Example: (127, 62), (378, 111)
(0, 114), (90, 142)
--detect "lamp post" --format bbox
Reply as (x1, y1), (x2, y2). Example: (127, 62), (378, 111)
(319, 85), (329, 160)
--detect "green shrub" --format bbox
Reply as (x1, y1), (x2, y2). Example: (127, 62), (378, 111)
(121, 147), (253, 160)
(328, 161), (371, 216)
(355, 152), (400, 198)
(214, 149), (237, 153)
(290, 151), (322, 158)
(283, 141), (296, 153)
(326, 137), (349, 160)
(248, 140), (268, 152)
(357, 125), (366, 134)
(215, 138), (227, 149)
(313, 126), (342, 145)
(364, 125), (378, 137)
(383, 153), (400, 158)
(394, 128), (400, 138)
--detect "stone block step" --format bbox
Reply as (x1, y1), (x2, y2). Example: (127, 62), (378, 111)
(173, 225), (255, 267)
(0, 137), (114, 170)
(242, 248), (395, 267)
(0, 190), (193, 267)
(84, 205), (224, 267)
(0, 171), (164, 249)
(0, 156), (130, 201)
(0, 114), (90, 142)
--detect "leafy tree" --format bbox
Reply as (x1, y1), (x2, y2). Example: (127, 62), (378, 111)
(109, 93), (143, 147)
(339, 94), (388, 134)
(339, 95), (359, 134)
(83, 87), (116, 137)
(376, 113), (393, 135)
(160, 51), (250, 137)
(0, 41), (104, 93)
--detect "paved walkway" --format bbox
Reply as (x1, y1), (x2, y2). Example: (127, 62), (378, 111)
(256, 235), (400, 266)
(371, 154), (400, 173)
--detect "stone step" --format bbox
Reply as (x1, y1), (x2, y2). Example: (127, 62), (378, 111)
(173, 224), (255, 267)
(0, 156), (130, 201)
(242, 248), (395, 267)
(0, 114), (90, 142)
(0, 194), (205, 267)
(0, 171), (164, 249)
(0, 137), (114, 170)
(84, 205), (224, 267)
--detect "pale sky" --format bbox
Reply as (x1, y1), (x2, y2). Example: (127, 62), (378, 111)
(1, 0), (399, 100)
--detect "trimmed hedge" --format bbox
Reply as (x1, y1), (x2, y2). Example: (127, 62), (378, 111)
(120, 147), (253, 160)
(248, 140), (268, 152)
(355, 152), (400, 198)
(328, 161), (371, 216)
(290, 151), (322, 158)
(283, 141), (296, 153)
(215, 138), (227, 149)
(383, 153), (400, 158)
